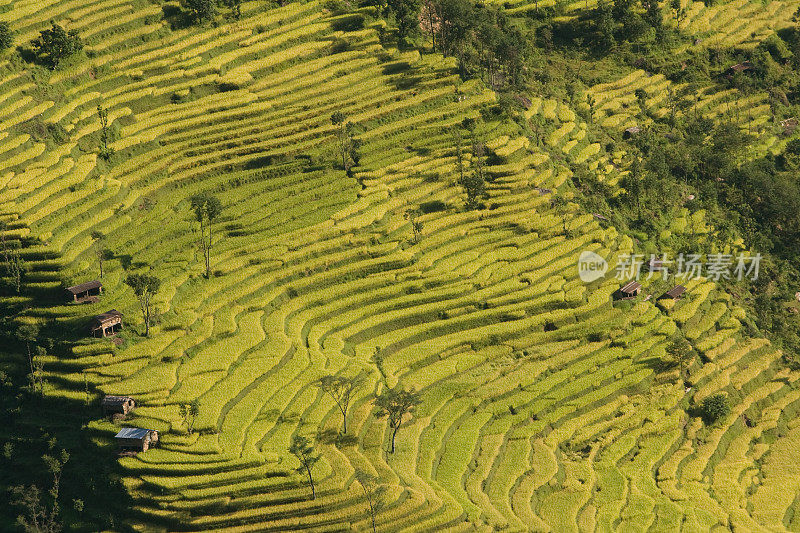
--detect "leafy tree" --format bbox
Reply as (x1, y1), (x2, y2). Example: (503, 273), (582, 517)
(0, 21), (14, 52)
(586, 93), (597, 124)
(185, 0), (218, 22)
(178, 399), (200, 434)
(387, 0), (422, 42)
(460, 127), (488, 209)
(666, 336), (693, 381)
(595, 1), (616, 51)
(32, 345), (47, 396)
(315, 374), (365, 434)
(224, 0), (242, 18)
(550, 195), (574, 234)
(404, 208), (424, 243)
(16, 323), (39, 394)
(330, 112), (359, 173)
(0, 222), (25, 293)
(451, 125), (465, 183)
(634, 88), (648, 118)
(374, 386), (420, 453)
(700, 393), (731, 424)
(124, 273), (160, 336)
(189, 192), (223, 278)
(90, 230), (110, 279)
(10, 449), (69, 533)
(289, 435), (320, 500)
(97, 104), (114, 161)
(31, 22), (82, 69)
(355, 470), (386, 533)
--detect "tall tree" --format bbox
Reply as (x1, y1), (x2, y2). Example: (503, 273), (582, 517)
(595, 0), (616, 51)
(289, 435), (320, 500)
(387, 0), (422, 41)
(97, 104), (114, 161)
(666, 336), (693, 381)
(189, 192), (222, 278)
(224, 0), (242, 18)
(0, 21), (13, 51)
(355, 470), (386, 533)
(16, 323), (39, 394)
(451, 125), (465, 184)
(31, 22), (82, 69)
(90, 230), (108, 279)
(404, 208), (424, 243)
(179, 399), (200, 434)
(316, 374), (365, 434)
(185, 0), (218, 22)
(374, 386), (420, 453)
(0, 222), (25, 293)
(330, 112), (359, 173)
(10, 449), (69, 533)
(124, 273), (160, 336)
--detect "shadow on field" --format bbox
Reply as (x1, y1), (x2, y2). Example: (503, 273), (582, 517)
(0, 241), (173, 530)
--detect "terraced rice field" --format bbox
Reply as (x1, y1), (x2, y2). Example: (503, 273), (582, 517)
(2, 0), (800, 531)
(588, 66), (795, 155)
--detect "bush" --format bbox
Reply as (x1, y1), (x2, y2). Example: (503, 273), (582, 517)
(700, 393), (730, 424)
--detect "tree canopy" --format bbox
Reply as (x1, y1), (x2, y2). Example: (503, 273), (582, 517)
(31, 23), (82, 69)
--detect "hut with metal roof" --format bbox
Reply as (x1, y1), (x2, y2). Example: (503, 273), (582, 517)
(661, 285), (686, 300)
(90, 309), (123, 337)
(618, 280), (642, 300)
(102, 395), (136, 416)
(66, 280), (102, 304)
(114, 427), (159, 452)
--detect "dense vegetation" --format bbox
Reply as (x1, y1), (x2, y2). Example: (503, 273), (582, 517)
(0, 0), (799, 530)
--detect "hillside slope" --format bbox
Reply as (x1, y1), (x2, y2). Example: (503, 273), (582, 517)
(1, 0), (799, 531)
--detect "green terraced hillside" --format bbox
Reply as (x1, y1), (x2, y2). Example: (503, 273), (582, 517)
(2, 0), (800, 531)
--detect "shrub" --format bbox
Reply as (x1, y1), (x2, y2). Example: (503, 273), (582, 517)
(700, 393), (730, 424)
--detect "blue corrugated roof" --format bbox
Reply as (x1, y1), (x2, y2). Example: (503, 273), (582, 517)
(115, 427), (152, 439)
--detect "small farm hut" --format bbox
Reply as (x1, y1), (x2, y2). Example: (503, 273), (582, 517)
(661, 285), (687, 300)
(618, 281), (642, 300)
(623, 126), (641, 139)
(91, 309), (123, 337)
(66, 281), (102, 303)
(102, 395), (135, 416)
(114, 427), (159, 452)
